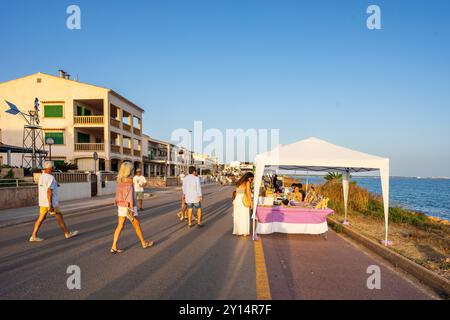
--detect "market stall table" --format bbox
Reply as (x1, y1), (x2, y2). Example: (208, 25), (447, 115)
(256, 205), (334, 238)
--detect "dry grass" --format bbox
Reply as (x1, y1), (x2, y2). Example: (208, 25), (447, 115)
(317, 180), (450, 280)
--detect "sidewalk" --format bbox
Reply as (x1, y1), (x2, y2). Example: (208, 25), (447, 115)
(0, 186), (183, 228)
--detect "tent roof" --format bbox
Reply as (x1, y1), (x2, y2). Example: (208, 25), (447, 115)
(256, 137), (388, 173)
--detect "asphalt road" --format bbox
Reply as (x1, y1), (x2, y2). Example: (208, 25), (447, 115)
(0, 184), (434, 300)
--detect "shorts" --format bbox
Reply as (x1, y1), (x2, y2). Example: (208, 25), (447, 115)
(118, 206), (139, 217)
(186, 203), (201, 209)
(136, 191), (144, 200)
(40, 206), (62, 216)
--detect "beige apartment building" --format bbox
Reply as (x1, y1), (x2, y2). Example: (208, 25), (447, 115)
(0, 71), (144, 171)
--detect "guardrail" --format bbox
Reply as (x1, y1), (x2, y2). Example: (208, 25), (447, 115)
(53, 173), (89, 183)
(74, 115), (104, 125)
(75, 143), (105, 151)
(0, 179), (36, 188)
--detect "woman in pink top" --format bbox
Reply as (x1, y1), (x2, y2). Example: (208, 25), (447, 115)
(111, 162), (154, 254)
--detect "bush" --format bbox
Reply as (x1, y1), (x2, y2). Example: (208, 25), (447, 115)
(316, 180), (371, 213)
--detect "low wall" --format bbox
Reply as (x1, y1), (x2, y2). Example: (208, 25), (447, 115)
(58, 182), (91, 201)
(0, 186), (38, 209)
(146, 177), (181, 187)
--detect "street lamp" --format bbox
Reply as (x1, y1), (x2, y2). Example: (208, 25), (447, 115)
(46, 137), (54, 161)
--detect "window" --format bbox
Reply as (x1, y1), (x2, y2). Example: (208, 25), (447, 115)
(76, 106), (92, 116)
(77, 132), (90, 143)
(44, 105), (63, 118)
(45, 132), (64, 145)
(54, 160), (65, 167)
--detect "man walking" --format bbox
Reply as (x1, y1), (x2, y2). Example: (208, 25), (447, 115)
(182, 166), (203, 228)
(29, 161), (78, 242)
(133, 168), (147, 211)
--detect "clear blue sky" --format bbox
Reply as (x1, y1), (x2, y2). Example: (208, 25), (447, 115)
(1, 0), (449, 176)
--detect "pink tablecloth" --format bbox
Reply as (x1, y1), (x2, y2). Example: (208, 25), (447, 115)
(256, 206), (334, 224)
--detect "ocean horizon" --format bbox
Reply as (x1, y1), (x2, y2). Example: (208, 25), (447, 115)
(290, 176), (450, 221)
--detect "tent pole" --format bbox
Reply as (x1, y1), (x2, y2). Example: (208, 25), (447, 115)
(342, 170), (350, 225)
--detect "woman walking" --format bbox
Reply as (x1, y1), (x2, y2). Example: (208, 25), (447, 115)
(111, 162), (154, 254)
(232, 172), (254, 237)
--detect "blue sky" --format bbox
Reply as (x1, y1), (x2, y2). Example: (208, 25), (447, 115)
(1, 0), (449, 176)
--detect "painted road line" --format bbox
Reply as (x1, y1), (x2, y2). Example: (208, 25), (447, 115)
(253, 238), (272, 300)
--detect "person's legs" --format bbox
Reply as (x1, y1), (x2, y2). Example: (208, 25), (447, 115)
(139, 199), (143, 210)
(53, 213), (70, 235)
(131, 217), (147, 246)
(197, 207), (202, 225)
(187, 207), (193, 226)
(112, 216), (126, 250)
(31, 208), (48, 239)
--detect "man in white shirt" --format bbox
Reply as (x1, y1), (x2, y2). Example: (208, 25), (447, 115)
(29, 161), (78, 242)
(133, 168), (147, 210)
(182, 166), (203, 228)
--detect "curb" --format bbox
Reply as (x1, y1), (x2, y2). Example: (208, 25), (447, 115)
(327, 217), (450, 298)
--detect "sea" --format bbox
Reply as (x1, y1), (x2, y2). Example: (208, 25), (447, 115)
(292, 176), (450, 221)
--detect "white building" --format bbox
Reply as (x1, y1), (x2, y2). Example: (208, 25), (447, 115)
(0, 71), (144, 171)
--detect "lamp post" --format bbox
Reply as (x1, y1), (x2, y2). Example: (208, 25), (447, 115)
(46, 138), (54, 161)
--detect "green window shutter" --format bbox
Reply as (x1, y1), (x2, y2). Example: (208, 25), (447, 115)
(54, 160), (65, 167)
(76, 106), (92, 116)
(77, 132), (90, 143)
(44, 105), (63, 117)
(45, 132), (64, 145)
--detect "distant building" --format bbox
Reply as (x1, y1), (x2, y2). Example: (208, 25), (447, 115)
(142, 134), (194, 177)
(0, 71), (144, 171)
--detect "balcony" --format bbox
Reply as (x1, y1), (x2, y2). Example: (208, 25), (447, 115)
(74, 116), (104, 126)
(134, 150), (141, 157)
(123, 147), (132, 156)
(75, 143), (104, 152)
(151, 155), (168, 161)
(133, 127), (141, 135)
(123, 123), (131, 132)
(111, 145), (121, 154)
(110, 118), (121, 129)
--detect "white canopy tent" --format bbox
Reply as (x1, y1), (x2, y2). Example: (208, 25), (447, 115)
(252, 137), (391, 245)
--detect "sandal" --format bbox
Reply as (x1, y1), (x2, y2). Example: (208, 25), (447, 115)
(110, 248), (123, 254)
(142, 241), (154, 249)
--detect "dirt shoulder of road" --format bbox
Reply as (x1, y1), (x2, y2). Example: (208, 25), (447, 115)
(330, 211), (449, 280)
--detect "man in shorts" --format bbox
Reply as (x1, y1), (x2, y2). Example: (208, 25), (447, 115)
(133, 168), (147, 211)
(182, 166), (203, 228)
(29, 161), (78, 242)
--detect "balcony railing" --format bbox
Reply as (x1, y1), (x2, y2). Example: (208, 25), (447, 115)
(151, 155), (168, 161)
(74, 116), (104, 125)
(110, 118), (121, 128)
(75, 143), (104, 152)
(134, 150), (141, 157)
(133, 127), (141, 135)
(123, 147), (132, 156)
(123, 123), (131, 132)
(111, 145), (121, 154)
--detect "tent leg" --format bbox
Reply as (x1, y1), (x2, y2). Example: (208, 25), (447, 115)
(342, 171), (350, 225)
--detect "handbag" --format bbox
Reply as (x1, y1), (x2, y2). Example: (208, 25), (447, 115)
(242, 194), (251, 208)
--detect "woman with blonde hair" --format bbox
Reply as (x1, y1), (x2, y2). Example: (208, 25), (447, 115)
(111, 162), (154, 254)
(232, 172), (254, 237)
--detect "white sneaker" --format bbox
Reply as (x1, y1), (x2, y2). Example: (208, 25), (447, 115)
(65, 230), (79, 239)
(29, 236), (44, 242)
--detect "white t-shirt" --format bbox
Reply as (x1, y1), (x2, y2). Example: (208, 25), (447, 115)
(133, 175), (147, 192)
(38, 173), (59, 207)
(182, 174), (202, 204)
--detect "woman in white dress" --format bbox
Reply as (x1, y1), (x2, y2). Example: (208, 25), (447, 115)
(233, 172), (254, 237)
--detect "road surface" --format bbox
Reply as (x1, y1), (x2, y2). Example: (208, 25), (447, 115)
(0, 185), (434, 299)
